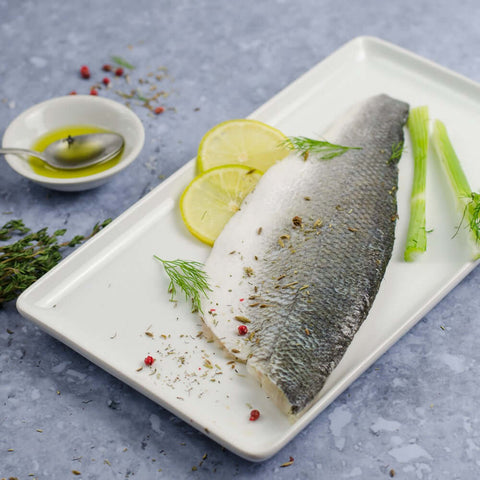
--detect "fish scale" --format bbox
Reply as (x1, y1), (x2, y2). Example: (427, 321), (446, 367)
(201, 94), (409, 419)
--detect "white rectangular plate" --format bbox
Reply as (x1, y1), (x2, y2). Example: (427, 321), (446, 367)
(17, 36), (480, 461)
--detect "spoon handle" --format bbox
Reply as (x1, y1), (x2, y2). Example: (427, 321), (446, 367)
(0, 148), (46, 161)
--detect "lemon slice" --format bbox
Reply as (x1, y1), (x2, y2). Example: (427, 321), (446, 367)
(196, 119), (289, 173)
(180, 165), (262, 245)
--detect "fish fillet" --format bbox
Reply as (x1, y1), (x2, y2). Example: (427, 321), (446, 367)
(201, 94), (409, 419)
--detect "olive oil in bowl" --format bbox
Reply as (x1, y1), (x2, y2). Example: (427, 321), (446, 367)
(29, 125), (124, 178)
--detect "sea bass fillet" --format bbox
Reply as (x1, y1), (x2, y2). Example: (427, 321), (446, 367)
(201, 94), (409, 419)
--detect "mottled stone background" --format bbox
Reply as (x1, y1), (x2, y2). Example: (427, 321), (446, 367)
(1, 0), (480, 478)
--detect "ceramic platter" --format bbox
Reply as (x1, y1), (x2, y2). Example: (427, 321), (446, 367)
(17, 36), (480, 461)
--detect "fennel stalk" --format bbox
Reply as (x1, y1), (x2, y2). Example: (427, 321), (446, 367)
(404, 106), (429, 262)
(431, 120), (480, 259)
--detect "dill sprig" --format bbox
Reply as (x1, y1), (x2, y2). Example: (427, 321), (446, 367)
(281, 136), (361, 160)
(154, 257), (211, 313)
(0, 218), (112, 306)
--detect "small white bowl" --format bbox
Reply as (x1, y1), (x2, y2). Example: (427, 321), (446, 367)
(2, 95), (145, 191)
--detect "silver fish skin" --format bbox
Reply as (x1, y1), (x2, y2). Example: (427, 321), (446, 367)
(201, 94), (409, 419)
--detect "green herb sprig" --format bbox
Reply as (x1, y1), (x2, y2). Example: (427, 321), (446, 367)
(111, 55), (135, 70)
(281, 136), (361, 160)
(0, 219), (112, 306)
(154, 257), (211, 313)
(390, 141), (406, 163)
(432, 119), (480, 259)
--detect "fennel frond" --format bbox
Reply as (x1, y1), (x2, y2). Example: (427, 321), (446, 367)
(431, 120), (480, 259)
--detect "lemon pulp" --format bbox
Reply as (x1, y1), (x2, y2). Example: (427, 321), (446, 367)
(180, 165), (262, 245)
(196, 119), (289, 173)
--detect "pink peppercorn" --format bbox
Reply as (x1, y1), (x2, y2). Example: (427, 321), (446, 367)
(238, 325), (248, 336)
(249, 409), (260, 421)
(144, 355), (155, 366)
(102, 77), (110, 86)
(115, 67), (124, 76)
(80, 65), (90, 79)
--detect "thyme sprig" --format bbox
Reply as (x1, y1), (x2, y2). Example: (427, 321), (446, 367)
(0, 218), (112, 306)
(154, 257), (211, 313)
(281, 136), (361, 160)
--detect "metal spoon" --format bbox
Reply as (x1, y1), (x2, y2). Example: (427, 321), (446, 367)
(0, 133), (124, 170)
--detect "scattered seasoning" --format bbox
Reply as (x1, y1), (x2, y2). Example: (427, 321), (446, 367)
(348, 227), (358, 232)
(257, 227), (263, 235)
(72, 471), (81, 476)
(203, 359), (213, 369)
(80, 65), (90, 79)
(280, 456), (295, 467)
(154, 106), (165, 115)
(115, 67), (124, 77)
(102, 77), (111, 86)
(389, 468), (395, 477)
(244, 267), (254, 277)
(238, 325), (248, 336)
(292, 216), (303, 227)
(239, 298), (245, 302)
(249, 409), (260, 421)
(305, 328), (311, 335)
(234, 315), (251, 323)
(102, 64), (112, 72)
(69, 90), (77, 95)
(90, 87), (98, 96)
(144, 355), (155, 366)
(145, 331), (154, 338)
